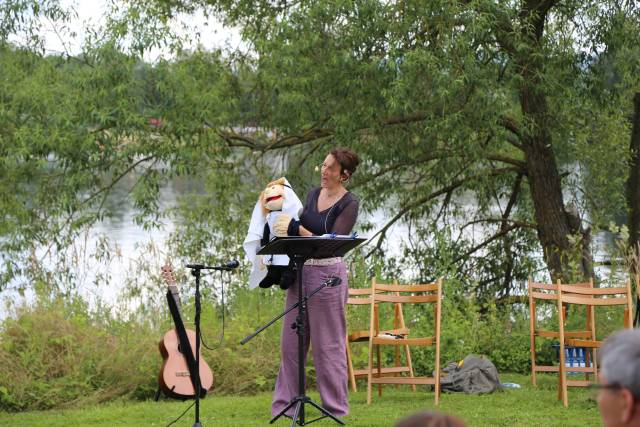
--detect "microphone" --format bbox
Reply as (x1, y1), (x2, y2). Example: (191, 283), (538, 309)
(224, 259), (240, 269)
(186, 260), (240, 270)
(324, 277), (342, 287)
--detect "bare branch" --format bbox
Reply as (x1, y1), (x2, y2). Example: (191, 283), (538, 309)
(453, 223), (523, 263)
(81, 155), (155, 206)
(498, 116), (522, 141)
(217, 126), (334, 151)
(460, 217), (536, 231)
(365, 167), (522, 252)
(487, 154), (527, 171)
(501, 173), (523, 228)
(38, 155), (156, 263)
(505, 135), (524, 151)
(352, 152), (447, 189)
(216, 130), (261, 149)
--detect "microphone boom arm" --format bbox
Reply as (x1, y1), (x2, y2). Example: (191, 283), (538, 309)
(186, 260), (239, 271)
(240, 276), (341, 345)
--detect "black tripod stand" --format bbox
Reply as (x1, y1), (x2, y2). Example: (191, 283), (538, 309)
(186, 260), (238, 427)
(242, 236), (364, 427)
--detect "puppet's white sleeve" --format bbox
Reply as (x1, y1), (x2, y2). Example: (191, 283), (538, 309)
(244, 198), (267, 289)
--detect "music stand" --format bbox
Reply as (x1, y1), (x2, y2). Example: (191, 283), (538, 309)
(248, 236), (364, 426)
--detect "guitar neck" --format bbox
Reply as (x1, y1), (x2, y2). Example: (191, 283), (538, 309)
(167, 284), (182, 312)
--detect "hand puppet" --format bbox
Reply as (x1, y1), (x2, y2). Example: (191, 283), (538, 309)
(243, 177), (302, 289)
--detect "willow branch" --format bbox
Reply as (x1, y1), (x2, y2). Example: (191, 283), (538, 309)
(365, 167), (521, 256)
(452, 223), (523, 263)
(487, 155), (527, 171)
(38, 155), (155, 263)
(501, 173), (523, 229)
(460, 217), (536, 231)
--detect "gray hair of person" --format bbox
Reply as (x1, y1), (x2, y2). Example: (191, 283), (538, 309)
(599, 328), (640, 397)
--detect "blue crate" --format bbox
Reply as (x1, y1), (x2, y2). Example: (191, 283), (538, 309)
(552, 344), (592, 368)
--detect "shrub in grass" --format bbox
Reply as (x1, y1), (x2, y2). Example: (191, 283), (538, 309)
(0, 298), (158, 411)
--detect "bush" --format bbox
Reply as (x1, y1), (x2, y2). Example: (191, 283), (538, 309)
(0, 297), (158, 411)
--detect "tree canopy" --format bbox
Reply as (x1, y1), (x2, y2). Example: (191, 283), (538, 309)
(1, 0), (640, 301)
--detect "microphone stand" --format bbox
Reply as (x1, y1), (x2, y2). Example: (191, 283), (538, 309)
(243, 236), (363, 426)
(186, 261), (237, 427)
(191, 266), (204, 427)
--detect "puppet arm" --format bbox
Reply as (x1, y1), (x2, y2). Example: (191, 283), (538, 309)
(273, 214), (313, 236)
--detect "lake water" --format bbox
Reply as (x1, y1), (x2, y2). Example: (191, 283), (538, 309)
(0, 174), (617, 319)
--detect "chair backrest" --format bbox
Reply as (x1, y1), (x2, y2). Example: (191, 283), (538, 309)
(372, 282), (441, 302)
(371, 279), (443, 334)
(347, 286), (375, 305)
(528, 278), (595, 325)
(529, 278), (593, 301)
(558, 281), (633, 328)
(347, 279), (399, 336)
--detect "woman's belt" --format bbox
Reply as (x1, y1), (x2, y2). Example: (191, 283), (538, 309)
(304, 257), (342, 266)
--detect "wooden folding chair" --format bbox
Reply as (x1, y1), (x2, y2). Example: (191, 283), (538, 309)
(366, 278), (442, 405)
(528, 277), (597, 387)
(346, 278), (414, 393)
(557, 279), (634, 407)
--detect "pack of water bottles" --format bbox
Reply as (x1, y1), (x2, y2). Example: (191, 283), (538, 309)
(552, 345), (592, 368)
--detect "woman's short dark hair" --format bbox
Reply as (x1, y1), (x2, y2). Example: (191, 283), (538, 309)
(330, 148), (360, 177)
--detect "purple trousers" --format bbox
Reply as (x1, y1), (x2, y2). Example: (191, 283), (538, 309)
(271, 261), (349, 417)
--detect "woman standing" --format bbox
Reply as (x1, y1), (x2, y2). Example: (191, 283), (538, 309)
(272, 147), (360, 418)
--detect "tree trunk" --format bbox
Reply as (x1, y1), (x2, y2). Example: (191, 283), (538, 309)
(626, 92), (640, 274)
(517, 0), (592, 282)
(521, 127), (591, 281)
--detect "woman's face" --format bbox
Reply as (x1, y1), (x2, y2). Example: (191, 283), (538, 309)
(320, 154), (343, 189)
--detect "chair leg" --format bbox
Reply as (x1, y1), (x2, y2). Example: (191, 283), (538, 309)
(557, 372), (562, 401)
(367, 343), (373, 404)
(528, 277), (537, 387)
(530, 341), (537, 387)
(376, 344), (382, 397)
(434, 342), (441, 406)
(394, 346), (401, 390)
(404, 343), (416, 392)
(558, 348), (568, 407)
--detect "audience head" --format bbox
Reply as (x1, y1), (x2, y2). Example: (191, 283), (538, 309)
(597, 328), (640, 427)
(394, 411), (466, 427)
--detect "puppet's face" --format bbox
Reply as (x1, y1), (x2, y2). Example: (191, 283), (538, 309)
(263, 182), (285, 211)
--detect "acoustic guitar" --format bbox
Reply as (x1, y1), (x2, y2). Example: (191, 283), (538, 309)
(158, 264), (214, 399)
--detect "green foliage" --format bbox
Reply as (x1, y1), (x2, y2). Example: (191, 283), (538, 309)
(349, 275), (533, 377)
(1, 0), (639, 415)
(198, 285), (284, 395)
(0, 297), (158, 410)
(2, 0), (640, 297)
(0, 269), (290, 410)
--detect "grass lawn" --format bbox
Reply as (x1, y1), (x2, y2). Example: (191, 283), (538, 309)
(0, 374), (602, 426)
